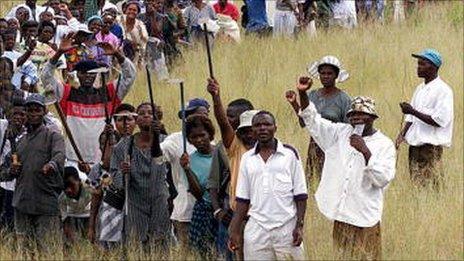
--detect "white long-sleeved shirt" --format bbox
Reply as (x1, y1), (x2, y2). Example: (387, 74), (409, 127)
(160, 132), (197, 222)
(405, 76), (454, 147)
(299, 102), (396, 228)
(2, 51), (39, 89)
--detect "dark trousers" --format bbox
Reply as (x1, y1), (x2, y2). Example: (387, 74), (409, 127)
(409, 144), (444, 189)
(333, 221), (381, 260)
(0, 189), (14, 231)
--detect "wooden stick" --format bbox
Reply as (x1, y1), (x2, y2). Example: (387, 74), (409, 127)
(145, 65), (162, 158)
(54, 102), (84, 162)
(203, 23), (214, 79)
(180, 81), (187, 154)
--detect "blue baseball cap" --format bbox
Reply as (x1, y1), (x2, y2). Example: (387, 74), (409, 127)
(412, 48), (442, 68)
(25, 93), (46, 108)
(178, 98), (210, 119)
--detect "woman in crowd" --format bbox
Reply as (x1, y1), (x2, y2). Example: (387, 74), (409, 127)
(287, 55), (351, 183)
(96, 13), (121, 49)
(121, 1), (148, 68)
(111, 102), (171, 248)
(180, 115), (217, 257)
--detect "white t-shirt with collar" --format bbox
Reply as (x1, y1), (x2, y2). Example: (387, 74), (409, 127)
(405, 76), (454, 147)
(235, 139), (308, 231)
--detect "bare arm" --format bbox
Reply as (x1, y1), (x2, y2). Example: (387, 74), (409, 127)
(400, 102), (440, 127)
(228, 200), (249, 250)
(183, 167), (203, 200)
(16, 49), (33, 68)
(292, 199), (306, 246)
(285, 90), (306, 128)
(88, 190), (103, 243)
(97, 42), (136, 101)
(410, 110), (440, 127)
(400, 121), (413, 137)
(207, 79), (235, 148)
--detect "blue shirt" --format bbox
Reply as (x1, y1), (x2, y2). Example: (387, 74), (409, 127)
(245, 0), (269, 32)
(110, 24), (124, 43)
(189, 151), (213, 202)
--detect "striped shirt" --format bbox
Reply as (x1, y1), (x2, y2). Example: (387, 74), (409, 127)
(111, 135), (171, 243)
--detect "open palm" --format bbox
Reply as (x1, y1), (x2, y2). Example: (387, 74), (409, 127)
(59, 33), (77, 53)
(97, 42), (117, 55)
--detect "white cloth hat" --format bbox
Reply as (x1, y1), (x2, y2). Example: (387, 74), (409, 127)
(307, 55), (349, 83)
(217, 14), (241, 42)
(76, 24), (93, 34)
(237, 110), (260, 130)
(37, 6), (55, 21)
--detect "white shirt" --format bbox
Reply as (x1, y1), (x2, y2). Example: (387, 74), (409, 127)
(405, 76), (454, 147)
(299, 103), (396, 228)
(161, 131), (196, 222)
(0, 119), (14, 191)
(235, 140), (308, 230)
(2, 51), (38, 89)
(53, 18), (81, 46)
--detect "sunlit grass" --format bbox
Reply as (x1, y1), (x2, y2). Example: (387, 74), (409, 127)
(0, 1), (462, 260)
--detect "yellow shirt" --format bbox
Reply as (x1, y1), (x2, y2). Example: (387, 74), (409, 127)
(227, 135), (248, 210)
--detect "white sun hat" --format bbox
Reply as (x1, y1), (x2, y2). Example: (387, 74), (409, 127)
(237, 110), (260, 130)
(307, 55), (350, 83)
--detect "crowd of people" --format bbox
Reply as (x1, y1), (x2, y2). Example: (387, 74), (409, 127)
(0, 0), (454, 260)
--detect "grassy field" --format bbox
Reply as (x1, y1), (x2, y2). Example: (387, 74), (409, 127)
(1, 1), (463, 260)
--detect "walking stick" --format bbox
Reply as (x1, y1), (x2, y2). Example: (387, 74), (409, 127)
(101, 72), (111, 124)
(53, 100), (84, 162)
(168, 78), (187, 153)
(145, 65), (162, 158)
(124, 116), (130, 217)
(203, 23), (214, 79)
(180, 81), (187, 154)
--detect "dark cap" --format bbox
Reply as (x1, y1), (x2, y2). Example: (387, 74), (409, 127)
(178, 98), (210, 119)
(72, 60), (102, 72)
(25, 93), (46, 108)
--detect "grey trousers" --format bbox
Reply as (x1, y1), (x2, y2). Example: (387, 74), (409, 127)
(14, 209), (62, 255)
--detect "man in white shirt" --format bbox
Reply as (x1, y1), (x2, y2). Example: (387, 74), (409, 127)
(296, 77), (396, 260)
(396, 49), (453, 189)
(228, 111), (308, 260)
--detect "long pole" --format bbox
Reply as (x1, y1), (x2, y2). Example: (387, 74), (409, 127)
(145, 65), (162, 158)
(101, 72), (110, 124)
(124, 117), (129, 217)
(203, 23), (214, 79)
(180, 81), (187, 154)
(54, 102), (84, 162)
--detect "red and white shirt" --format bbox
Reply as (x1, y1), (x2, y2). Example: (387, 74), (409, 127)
(42, 58), (136, 163)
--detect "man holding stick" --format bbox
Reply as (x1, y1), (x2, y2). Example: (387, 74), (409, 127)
(396, 49), (453, 189)
(41, 33), (136, 173)
(295, 77), (396, 260)
(0, 93), (65, 255)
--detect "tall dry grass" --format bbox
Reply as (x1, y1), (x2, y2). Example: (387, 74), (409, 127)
(0, 1), (462, 260)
